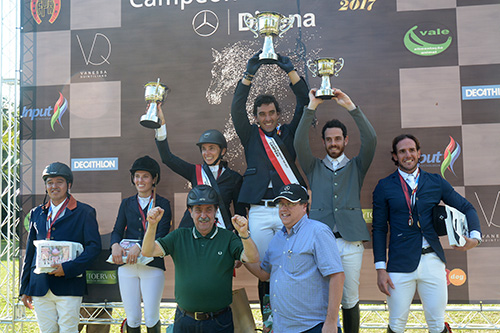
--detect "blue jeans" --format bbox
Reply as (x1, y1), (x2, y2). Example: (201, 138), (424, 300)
(173, 307), (234, 333)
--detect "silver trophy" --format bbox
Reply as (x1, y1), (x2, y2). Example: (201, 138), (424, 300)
(307, 58), (344, 99)
(244, 11), (294, 62)
(140, 79), (168, 129)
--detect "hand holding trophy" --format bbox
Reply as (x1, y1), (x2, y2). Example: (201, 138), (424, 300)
(140, 78), (168, 129)
(307, 58), (344, 99)
(244, 11), (294, 63)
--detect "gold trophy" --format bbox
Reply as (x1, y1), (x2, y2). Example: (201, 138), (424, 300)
(244, 11), (294, 62)
(307, 58), (344, 99)
(140, 79), (168, 129)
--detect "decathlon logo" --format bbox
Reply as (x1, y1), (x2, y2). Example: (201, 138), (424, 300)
(440, 136), (461, 180)
(403, 23), (453, 56)
(72, 158), (119, 171)
(462, 85), (500, 100)
(193, 10), (219, 37)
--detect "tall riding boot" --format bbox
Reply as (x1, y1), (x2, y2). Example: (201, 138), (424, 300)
(342, 302), (360, 333)
(126, 324), (141, 333)
(147, 320), (162, 333)
(258, 280), (270, 316)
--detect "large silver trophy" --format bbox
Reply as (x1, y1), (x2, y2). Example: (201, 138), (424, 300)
(244, 11), (294, 62)
(307, 58), (344, 99)
(140, 79), (168, 129)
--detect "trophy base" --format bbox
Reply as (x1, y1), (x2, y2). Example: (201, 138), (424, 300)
(316, 89), (337, 100)
(140, 115), (162, 129)
(259, 53), (279, 63)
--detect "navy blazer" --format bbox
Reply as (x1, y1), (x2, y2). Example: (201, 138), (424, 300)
(155, 138), (245, 229)
(372, 169), (481, 273)
(231, 78), (309, 204)
(20, 196), (102, 297)
(110, 194), (171, 270)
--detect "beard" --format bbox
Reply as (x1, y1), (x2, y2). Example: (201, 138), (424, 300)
(326, 145), (345, 159)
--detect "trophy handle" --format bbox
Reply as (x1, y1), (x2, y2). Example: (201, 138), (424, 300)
(244, 14), (259, 38)
(306, 59), (318, 78)
(333, 58), (344, 77)
(278, 15), (295, 38)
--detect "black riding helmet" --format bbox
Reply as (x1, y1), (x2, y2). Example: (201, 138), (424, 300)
(196, 130), (227, 166)
(42, 162), (73, 185)
(186, 185), (219, 208)
(129, 155), (161, 185)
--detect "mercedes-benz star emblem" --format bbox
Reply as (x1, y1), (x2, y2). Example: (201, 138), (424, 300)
(192, 10), (219, 37)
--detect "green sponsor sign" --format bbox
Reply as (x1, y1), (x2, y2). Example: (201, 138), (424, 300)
(362, 209), (373, 224)
(404, 24), (452, 56)
(86, 270), (118, 285)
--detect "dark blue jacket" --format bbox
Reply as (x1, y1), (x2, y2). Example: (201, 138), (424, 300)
(372, 169), (481, 273)
(231, 78), (309, 204)
(20, 196), (102, 297)
(110, 194), (171, 270)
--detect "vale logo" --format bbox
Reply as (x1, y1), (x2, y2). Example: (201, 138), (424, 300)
(404, 23), (452, 56)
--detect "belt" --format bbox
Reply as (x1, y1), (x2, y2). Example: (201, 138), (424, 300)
(422, 247), (434, 255)
(178, 306), (230, 321)
(333, 232), (342, 239)
(254, 199), (276, 208)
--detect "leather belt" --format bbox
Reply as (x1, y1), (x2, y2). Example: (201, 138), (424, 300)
(254, 199), (276, 208)
(178, 306), (230, 321)
(333, 232), (342, 239)
(422, 247), (434, 255)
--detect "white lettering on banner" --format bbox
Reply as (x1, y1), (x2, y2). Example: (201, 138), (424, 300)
(462, 85), (500, 100)
(130, 0), (235, 11)
(238, 12), (316, 31)
(21, 106), (53, 120)
(71, 158), (119, 171)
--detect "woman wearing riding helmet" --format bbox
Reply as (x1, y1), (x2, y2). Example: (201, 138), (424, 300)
(110, 156), (172, 333)
(153, 104), (245, 230)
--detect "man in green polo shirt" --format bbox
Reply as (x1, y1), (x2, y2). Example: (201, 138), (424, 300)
(142, 184), (259, 332)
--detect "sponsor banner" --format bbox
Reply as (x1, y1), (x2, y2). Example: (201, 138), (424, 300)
(462, 85), (500, 100)
(72, 158), (119, 171)
(19, 0), (500, 303)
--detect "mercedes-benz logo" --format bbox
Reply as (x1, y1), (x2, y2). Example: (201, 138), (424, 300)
(192, 10), (219, 37)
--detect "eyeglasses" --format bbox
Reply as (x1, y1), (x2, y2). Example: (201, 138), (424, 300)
(277, 202), (300, 208)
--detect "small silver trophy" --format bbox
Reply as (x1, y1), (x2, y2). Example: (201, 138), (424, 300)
(140, 79), (168, 129)
(307, 58), (344, 99)
(244, 11), (294, 62)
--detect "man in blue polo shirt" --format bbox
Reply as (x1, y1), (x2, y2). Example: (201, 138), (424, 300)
(142, 185), (259, 332)
(246, 184), (345, 333)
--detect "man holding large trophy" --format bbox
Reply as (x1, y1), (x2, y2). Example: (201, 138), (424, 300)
(231, 42), (310, 330)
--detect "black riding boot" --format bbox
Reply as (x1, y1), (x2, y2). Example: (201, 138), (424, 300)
(342, 302), (360, 333)
(147, 320), (161, 333)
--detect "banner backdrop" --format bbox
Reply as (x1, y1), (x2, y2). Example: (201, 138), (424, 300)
(19, 0), (500, 303)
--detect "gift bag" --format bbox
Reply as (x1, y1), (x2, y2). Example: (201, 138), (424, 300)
(231, 288), (256, 333)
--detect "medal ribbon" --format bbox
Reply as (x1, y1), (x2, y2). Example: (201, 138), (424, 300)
(137, 193), (154, 231)
(398, 170), (420, 226)
(46, 197), (70, 239)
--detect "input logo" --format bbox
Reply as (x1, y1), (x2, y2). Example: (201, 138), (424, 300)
(404, 23), (452, 56)
(31, 0), (61, 24)
(51, 92), (68, 131)
(441, 136), (461, 180)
